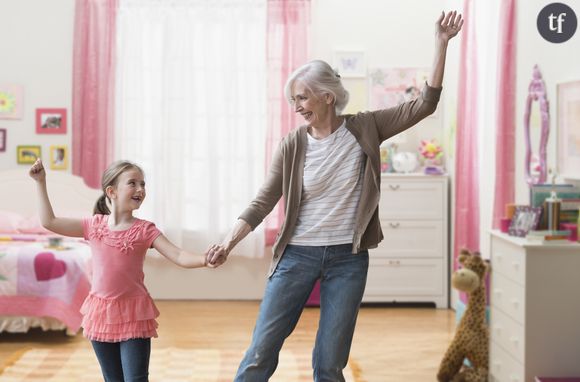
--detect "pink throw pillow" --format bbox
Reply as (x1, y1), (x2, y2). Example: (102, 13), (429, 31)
(0, 211), (24, 233)
(16, 215), (53, 235)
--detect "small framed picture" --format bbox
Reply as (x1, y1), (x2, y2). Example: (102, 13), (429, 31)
(17, 145), (41, 164)
(36, 108), (67, 134)
(557, 80), (580, 179)
(333, 51), (366, 78)
(49, 145), (68, 170)
(508, 206), (542, 237)
(0, 128), (6, 152)
(0, 84), (24, 120)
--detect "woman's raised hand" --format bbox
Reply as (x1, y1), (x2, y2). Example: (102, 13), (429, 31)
(29, 158), (46, 182)
(436, 10), (463, 43)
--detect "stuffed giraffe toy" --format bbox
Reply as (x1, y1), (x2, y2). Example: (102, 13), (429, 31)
(437, 249), (490, 382)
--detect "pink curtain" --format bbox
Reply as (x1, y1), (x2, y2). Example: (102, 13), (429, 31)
(265, 0), (310, 245)
(453, 0), (480, 273)
(492, 0), (517, 228)
(72, 0), (118, 189)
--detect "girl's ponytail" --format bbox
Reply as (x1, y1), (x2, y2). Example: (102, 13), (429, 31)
(93, 194), (110, 215)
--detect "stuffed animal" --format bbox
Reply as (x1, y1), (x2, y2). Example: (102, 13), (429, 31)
(437, 249), (490, 382)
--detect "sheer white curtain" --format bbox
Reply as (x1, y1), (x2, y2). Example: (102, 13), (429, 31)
(115, 0), (266, 257)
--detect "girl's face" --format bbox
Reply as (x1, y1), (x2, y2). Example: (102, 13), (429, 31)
(290, 81), (333, 127)
(107, 168), (146, 211)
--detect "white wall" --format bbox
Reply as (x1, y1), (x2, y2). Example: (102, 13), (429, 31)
(311, 0), (450, 153)
(514, 0), (580, 204)
(0, 0), (74, 171)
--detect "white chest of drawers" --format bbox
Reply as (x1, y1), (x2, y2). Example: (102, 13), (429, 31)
(490, 231), (580, 382)
(364, 174), (449, 308)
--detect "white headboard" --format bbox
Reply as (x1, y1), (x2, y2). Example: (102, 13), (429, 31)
(0, 169), (101, 216)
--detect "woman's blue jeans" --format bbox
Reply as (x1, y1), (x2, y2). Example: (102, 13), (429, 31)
(235, 243), (369, 382)
(91, 338), (151, 382)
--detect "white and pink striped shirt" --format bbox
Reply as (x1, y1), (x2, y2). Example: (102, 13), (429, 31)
(289, 121), (364, 246)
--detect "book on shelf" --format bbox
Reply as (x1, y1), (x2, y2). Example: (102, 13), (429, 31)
(530, 184), (580, 207)
(526, 229), (573, 243)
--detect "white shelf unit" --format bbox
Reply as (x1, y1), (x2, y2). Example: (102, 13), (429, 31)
(364, 174), (449, 308)
(489, 231), (580, 382)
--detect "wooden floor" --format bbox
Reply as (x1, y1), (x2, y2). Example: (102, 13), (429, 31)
(0, 301), (455, 381)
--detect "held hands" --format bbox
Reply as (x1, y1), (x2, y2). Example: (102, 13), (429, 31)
(29, 158), (46, 182)
(205, 244), (229, 268)
(436, 10), (464, 43)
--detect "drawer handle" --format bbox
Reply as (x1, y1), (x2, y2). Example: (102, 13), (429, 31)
(493, 289), (503, 297)
(510, 336), (519, 345)
(388, 260), (401, 266)
(493, 326), (502, 334)
(510, 376), (519, 382)
(389, 184), (400, 191)
(389, 222), (400, 228)
(511, 261), (519, 270)
(511, 299), (519, 308)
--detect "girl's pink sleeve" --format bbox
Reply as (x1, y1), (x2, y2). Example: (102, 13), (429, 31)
(143, 222), (162, 248)
(82, 216), (94, 240)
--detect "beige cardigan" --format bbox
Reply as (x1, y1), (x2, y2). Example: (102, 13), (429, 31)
(239, 84), (442, 276)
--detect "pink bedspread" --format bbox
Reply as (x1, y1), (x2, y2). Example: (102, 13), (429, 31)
(0, 239), (91, 332)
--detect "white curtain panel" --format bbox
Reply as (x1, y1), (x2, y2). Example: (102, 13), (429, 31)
(115, 0), (266, 257)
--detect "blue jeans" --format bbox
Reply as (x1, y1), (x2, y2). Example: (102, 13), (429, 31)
(235, 243), (369, 382)
(91, 338), (151, 382)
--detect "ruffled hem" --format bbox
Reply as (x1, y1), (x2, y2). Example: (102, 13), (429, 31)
(80, 293), (159, 324)
(82, 317), (158, 334)
(84, 328), (158, 343)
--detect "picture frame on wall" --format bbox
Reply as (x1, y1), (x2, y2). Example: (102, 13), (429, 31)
(0, 128), (6, 152)
(36, 108), (67, 134)
(0, 84), (24, 120)
(333, 51), (366, 78)
(557, 80), (580, 180)
(16, 145), (41, 164)
(49, 145), (68, 170)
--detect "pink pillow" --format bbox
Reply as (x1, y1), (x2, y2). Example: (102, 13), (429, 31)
(16, 211), (87, 235)
(16, 215), (53, 235)
(0, 211), (24, 233)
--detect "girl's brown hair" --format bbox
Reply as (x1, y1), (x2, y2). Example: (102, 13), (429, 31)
(93, 160), (144, 215)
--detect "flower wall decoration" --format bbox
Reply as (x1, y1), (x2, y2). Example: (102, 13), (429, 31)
(0, 84), (24, 119)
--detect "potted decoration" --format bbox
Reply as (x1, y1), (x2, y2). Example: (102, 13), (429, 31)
(419, 139), (445, 175)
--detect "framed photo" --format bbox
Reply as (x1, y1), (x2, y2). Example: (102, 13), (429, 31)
(333, 51), (366, 78)
(36, 108), (67, 134)
(49, 145), (68, 170)
(0, 84), (24, 120)
(0, 128), (6, 152)
(508, 206), (542, 237)
(557, 81), (580, 180)
(16, 145), (41, 164)
(369, 67), (430, 107)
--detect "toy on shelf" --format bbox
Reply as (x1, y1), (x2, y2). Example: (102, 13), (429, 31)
(419, 139), (445, 175)
(380, 144), (396, 173)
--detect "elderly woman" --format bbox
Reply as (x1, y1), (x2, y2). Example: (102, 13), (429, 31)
(207, 10), (463, 382)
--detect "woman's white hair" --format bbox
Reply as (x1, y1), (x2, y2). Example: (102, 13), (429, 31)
(284, 60), (350, 115)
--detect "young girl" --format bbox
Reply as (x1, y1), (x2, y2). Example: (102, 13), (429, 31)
(29, 158), (212, 382)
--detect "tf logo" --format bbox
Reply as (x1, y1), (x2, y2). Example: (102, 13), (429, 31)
(537, 2), (577, 43)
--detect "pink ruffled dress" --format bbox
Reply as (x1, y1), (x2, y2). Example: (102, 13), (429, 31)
(81, 215), (162, 342)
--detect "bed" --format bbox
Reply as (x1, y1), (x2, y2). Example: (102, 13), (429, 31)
(0, 169), (100, 335)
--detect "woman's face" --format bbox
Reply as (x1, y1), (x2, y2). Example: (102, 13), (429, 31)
(290, 81), (333, 127)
